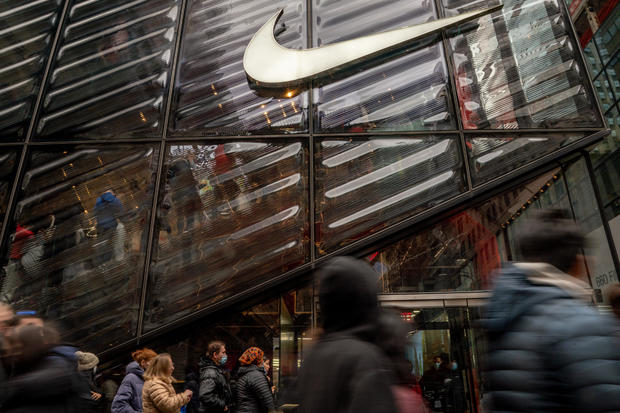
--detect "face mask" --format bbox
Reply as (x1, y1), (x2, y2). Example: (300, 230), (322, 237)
(451, 363), (457, 371)
(219, 355), (228, 366)
(434, 362), (441, 369)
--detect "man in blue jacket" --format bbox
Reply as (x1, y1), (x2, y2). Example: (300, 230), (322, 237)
(482, 209), (620, 412)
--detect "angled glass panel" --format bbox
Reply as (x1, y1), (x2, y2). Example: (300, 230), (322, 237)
(170, 1), (308, 135)
(0, 150), (19, 223)
(467, 132), (586, 186)
(315, 136), (465, 255)
(0, 0), (63, 140)
(35, 0), (181, 139)
(594, 5), (619, 66)
(605, 51), (619, 102)
(374, 169), (561, 293)
(443, 0), (602, 129)
(313, 0), (456, 133)
(0, 145), (158, 351)
(583, 40), (603, 79)
(593, 73), (616, 114)
(145, 141), (309, 329)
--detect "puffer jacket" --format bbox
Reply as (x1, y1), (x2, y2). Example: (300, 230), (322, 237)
(198, 357), (232, 413)
(482, 263), (620, 413)
(234, 365), (275, 413)
(111, 361), (145, 413)
(142, 378), (188, 413)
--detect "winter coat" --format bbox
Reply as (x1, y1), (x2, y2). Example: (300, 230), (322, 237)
(112, 361), (145, 413)
(482, 262), (620, 413)
(2, 345), (91, 413)
(94, 191), (123, 232)
(198, 357), (232, 413)
(234, 365), (275, 413)
(296, 257), (397, 413)
(142, 378), (188, 413)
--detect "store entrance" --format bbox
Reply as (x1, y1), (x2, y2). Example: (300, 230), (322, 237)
(379, 293), (489, 413)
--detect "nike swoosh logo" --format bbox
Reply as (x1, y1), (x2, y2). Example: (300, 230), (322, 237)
(244, 5), (502, 87)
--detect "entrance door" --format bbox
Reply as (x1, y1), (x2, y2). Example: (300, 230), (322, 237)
(379, 293), (489, 413)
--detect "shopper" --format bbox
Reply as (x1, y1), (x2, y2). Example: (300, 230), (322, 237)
(234, 347), (275, 413)
(112, 348), (158, 413)
(198, 341), (232, 413)
(76, 350), (103, 412)
(296, 256), (397, 413)
(142, 353), (192, 413)
(420, 355), (449, 411)
(482, 209), (620, 412)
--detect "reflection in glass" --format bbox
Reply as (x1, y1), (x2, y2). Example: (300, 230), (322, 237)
(35, 0), (181, 138)
(146, 142), (309, 328)
(0, 151), (19, 223)
(583, 41), (603, 78)
(0, 0), (63, 140)
(315, 136), (465, 254)
(374, 169), (561, 293)
(171, 0), (307, 135)
(444, 0), (601, 129)
(0, 146), (158, 351)
(313, 0), (456, 133)
(593, 74), (616, 113)
(467, 133), (584, 185)
(605, 52), (620, 102)
(594, 5), (619, 66)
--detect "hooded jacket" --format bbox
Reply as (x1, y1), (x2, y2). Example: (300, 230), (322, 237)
(198, 357), (232, 413)
(482, 263), (620, 413)
(111, 361), (145, 413)
(296, 257), (397, 413)
(94, 191), (123, 232)
(234, 364), (274, 413)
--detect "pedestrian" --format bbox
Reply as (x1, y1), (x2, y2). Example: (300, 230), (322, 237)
(112, 347), (158, 413)
(142, 353), (192, 413)
(420, 355), (449, 411)
(234, 347), (275, 413)
(198, 341), (232, 413)
(76, 350), (104, 412)
(296, 256), (397, 413)
(482, 209), (620, 412)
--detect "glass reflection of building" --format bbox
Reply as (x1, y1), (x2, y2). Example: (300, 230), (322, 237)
(0, 0), (618, 411)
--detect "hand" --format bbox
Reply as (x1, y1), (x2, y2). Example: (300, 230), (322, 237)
(183, 389), (193, 399)
(91, 392), (102, 400)
(224, 407), (229, 411)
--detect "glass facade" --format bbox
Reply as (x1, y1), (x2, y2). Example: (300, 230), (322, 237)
(0, 0), (616, 384)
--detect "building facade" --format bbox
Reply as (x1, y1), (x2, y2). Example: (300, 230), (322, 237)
(0, 0), (618, 410)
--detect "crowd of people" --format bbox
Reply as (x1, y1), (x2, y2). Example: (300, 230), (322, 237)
(1, 208), (620, 413)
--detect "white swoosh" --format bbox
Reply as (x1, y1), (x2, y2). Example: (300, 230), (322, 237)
(244, 5), (502, 87)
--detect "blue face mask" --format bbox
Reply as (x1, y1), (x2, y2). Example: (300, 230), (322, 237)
(434, 362), (441, 369)
(451, 363), (458, 371)
(219, 355), (228, 366)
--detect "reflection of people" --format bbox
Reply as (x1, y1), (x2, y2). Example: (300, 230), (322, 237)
(296, 257), (397, 413)
(445, 360), (464, 413)
(94, 189), (124, 264)
(483, 209), (620, 412)
(420, 356), (449, 412)
(234, 347), (275, 413)
(198, 341), (232, 413)
(142, 354), (192, 413)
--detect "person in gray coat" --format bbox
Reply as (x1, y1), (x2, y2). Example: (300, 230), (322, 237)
(482, 209), (620, 413)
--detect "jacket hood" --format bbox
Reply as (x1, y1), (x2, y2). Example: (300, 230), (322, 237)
(126, 361), (144, 378)
(199, 356), (220, 370)
(98, 192), (117, 203)
(481, 263), (581, 334)
(317, 256), (380, 337)
(237, 364), (262, 378)
(50, 345), (79, 360)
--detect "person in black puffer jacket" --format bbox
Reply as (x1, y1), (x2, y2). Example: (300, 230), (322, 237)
(198, 341), (232, 413)
(481, 209), (620, 413)
(234, 347), (274, 413)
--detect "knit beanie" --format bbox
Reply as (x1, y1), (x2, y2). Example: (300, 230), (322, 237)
(75, 351), (99, 371)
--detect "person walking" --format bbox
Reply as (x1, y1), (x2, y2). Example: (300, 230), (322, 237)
(482, 209), (620, 412)
(233, 347), (275, 413)
(296, 256), (397, 413)
(142, 353), (192, 413)
(112, 348), (158, 413)
(198, 341), (232, 413)
(76, 351), (104, 412)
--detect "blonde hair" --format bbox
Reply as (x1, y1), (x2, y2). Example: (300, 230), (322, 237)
(144, 353), (173, 383)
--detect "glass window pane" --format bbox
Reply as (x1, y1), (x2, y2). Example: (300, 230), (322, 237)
(0, 145), (159, 351)
(313, 0), (456, 133)
(583, 40), (604, 79)
(444, 0), (602, 129)
(374, 169), (561, 293)
(594, 5), (619, 66)
(467, 133), (586, 186)
(0, 1), (63, 140)
(146, 141), (309, 329)
(604, 51), (620, 102)
(315, 136), (466, 254)
(564, 158), (619, 302)
(170, 1), (308, 135)
(35, 0), (181, 139)
(594, 74), (617, 113)
(0, 150), (19, 223)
